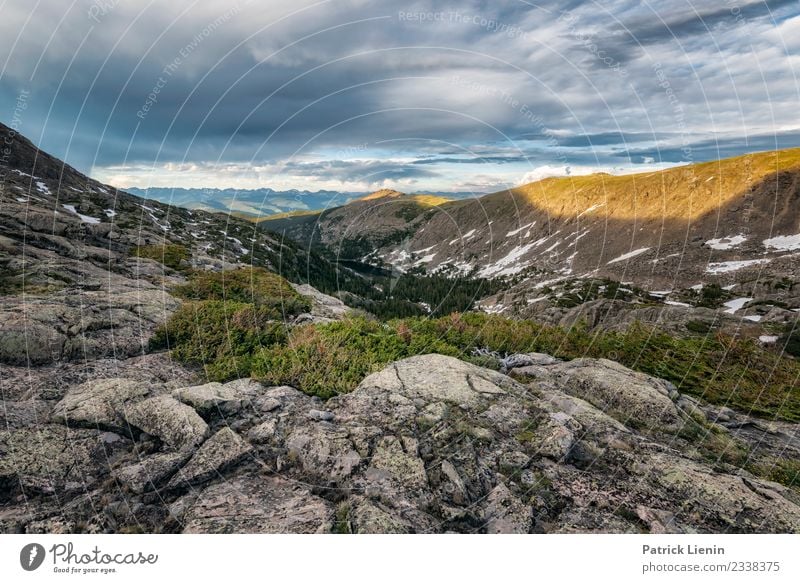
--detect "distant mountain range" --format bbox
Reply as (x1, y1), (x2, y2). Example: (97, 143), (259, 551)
(127, 186), (480, 218)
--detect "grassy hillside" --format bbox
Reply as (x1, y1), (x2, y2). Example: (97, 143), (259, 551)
(502, 147), (800, 220)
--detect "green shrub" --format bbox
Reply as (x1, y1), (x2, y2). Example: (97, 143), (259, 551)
(150, 299), (289, 381)
(250, 317), (463, 398)
(153, 296), (800, 421)
(131, 244), (189, 270)
(748, 457), (800, 491)
(694, 283), (730, 308)
(779, 329), (800, 358)
(173, 267), (311, 315)
(685, 320), (712, 334)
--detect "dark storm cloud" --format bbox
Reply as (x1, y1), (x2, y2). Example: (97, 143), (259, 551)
(617, 129), (800, 164)
(0, 0), (797, 189)
(280, 159), (441, 182)
(615, 0), (796, 47)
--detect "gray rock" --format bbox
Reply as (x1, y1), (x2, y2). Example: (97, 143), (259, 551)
(0, 425), (124, 497)
(124, 395), (209, 450)
(482, 483), (532, 533)
(181, 473), (333, 533)
(247, 419), (278, 443)
(166, 427), (252, 490)
(501, 352), (559, 372)
(290, 283), (351, 322)
(172, 382), (244, 417)
(285, 425), (361, 483)
(0, 400), (53, 429)
(6, 350), (800, 534)
(254, 397), (281, 413)
(51, 378), (152, 433)
(114, 451), (191, 494)
(548, 358), (682, 432)
(307, 409), (335, 422)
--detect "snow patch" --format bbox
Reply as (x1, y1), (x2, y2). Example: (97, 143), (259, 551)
(705, 234), (746, 250)
(506, 222), (535, 237)
(759, 335), (779, 344)
(449, 229), (477, 245)
(62, 204), (101, 224)
(705, 259), (770, 274)
(478, 243), (537, 278)
(607, 247), (650, 265)
(413, 253), (436, 266)
(578, 202), (605, 217)
(723, 297), (752, 314)
(763, 233), (800, 252)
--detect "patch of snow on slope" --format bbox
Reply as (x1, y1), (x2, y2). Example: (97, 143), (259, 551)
(606, 247), (650, 265)
(763, 234), (800, 252)
(578, 202), (605, 217)
(478, 243), (537, 277)
(506, 222), (535, 237)
(62, 204), (100, 224)
(723, 297), (752, 314)
(449, 229), (476, 245)
(35, 181), (51, 194)
(414, 253), (437, 266)
(759, 335), (778, 344)
(706, 259), (770, 274)
(706, 234), (746, 250)
(480, 303), (508, 314)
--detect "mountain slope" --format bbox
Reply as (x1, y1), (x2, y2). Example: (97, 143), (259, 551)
(0, 122), (367, 366)
(268, 148), (800, 289)
(261, 189), (452, 258)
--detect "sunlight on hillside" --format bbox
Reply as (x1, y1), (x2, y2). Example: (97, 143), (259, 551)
(508, 147), (800, 220)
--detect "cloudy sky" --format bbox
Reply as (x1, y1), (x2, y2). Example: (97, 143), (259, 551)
(1, 0), (798, 193)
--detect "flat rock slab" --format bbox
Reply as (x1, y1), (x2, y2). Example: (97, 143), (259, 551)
(356, 354), (521, 409)
(124, 395), (208, 450)
(0, 425), (124, 497)
(549, 358), (681, 432)
(51, 378), (152, 433)
(167, 427), (252, 490)
(114, 450), (192, 494)
(181, 473), (332, 533)
(172, 382), (244, 418)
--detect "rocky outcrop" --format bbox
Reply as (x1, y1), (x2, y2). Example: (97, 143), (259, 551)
(290, 283), (351, 323)
(166, 428), (252, 490)
(124, 395), (209, 450)
(3, 353), (799, 534)
(51, 378), (153, 433)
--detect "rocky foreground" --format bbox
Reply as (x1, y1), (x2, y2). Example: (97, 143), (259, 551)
(2, 352), (799, 534)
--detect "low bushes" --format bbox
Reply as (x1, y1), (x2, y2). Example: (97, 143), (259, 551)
(131, 244), (189, 270)
(150, 267), (308, 381)
(153, 294), (800, 421)
(172, 266), (311, 314)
